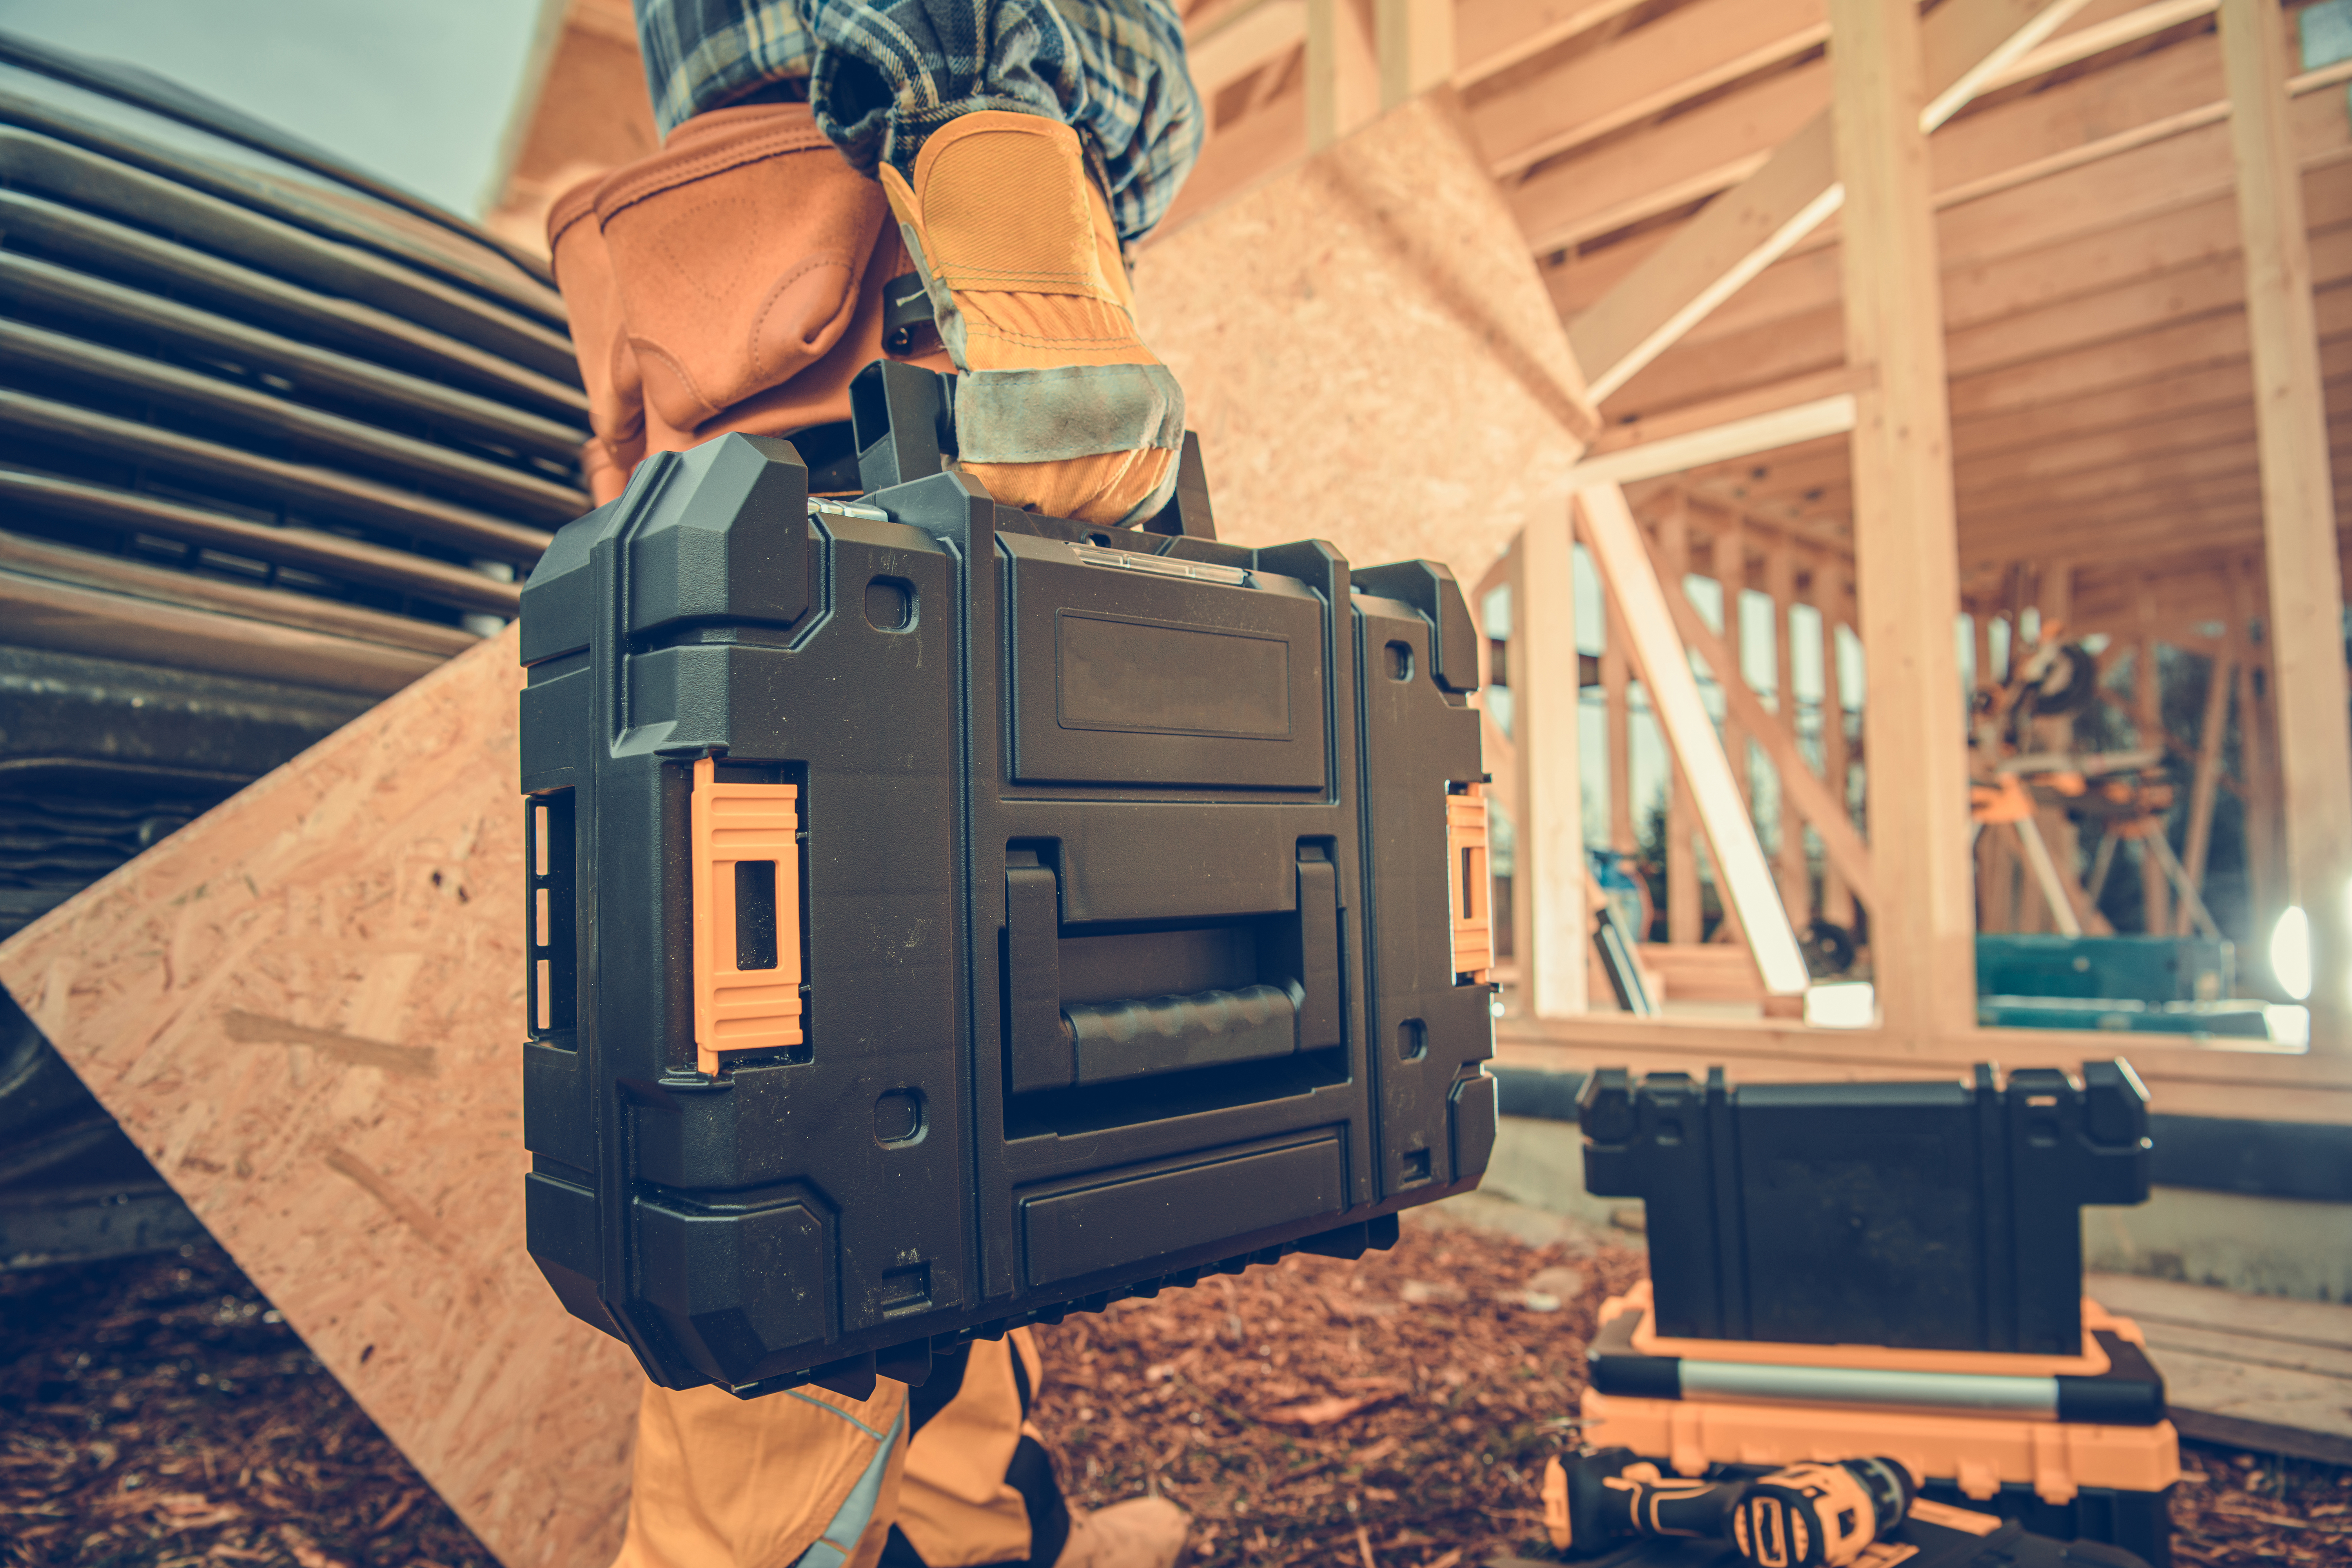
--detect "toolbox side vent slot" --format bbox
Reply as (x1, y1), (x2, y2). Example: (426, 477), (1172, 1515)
(527, 789), (576, 1042)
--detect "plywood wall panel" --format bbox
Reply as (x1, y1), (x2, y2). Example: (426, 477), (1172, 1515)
(0, 626), (639, 1568)
(1136, 89), (1595, 591)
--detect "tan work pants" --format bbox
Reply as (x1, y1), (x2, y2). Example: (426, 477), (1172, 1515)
(612, 1332), (1045, 1568)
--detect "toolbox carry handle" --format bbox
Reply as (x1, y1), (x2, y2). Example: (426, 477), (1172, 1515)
(1059, 984), (1301, 1085)
(1004, 853), (1343, 1094)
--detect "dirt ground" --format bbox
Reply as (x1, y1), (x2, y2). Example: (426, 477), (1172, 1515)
(2, 1213), (2345, 1567)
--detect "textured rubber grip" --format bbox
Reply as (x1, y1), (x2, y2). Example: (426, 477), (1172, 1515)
(1065, 984), (1298, 1085)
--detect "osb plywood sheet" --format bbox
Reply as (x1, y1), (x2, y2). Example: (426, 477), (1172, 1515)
(0, 625), (640, 1568)
(1136, 90), (1597, 593)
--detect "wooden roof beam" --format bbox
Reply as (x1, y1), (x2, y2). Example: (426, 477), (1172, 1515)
(1962, 479), (2352, 566)
(1567, 384), (1859, 488)
(1189, 0), (1309, 100)
(1452, 0), (1648, 91)
(1613, 185), (2351, 423)
(1473, 0), (1829, 180)
(1570, 24), (2350, 414)
(1559, 0), (2097, 401)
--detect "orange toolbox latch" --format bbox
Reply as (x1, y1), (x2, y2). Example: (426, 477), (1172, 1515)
(1448, 781), (1492, 985)
(689, 756), (803, 1074)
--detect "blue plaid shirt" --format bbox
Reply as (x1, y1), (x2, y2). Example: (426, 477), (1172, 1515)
(632, 0), (1203, 243)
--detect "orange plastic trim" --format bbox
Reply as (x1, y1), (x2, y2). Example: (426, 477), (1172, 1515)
(1448, 783), (1492, 984)
(1907, 1500), (2001, 1536)
(1603, 1281), (2132, 1377)
(1578, 1388), (2181, 1505)
(690, 756), (803, 1074)
(1969, 775), (2034, 825)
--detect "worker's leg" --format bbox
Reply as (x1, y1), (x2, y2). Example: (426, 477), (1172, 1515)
(631, 0), (1204, 524)
(890, 1329), (1187, 1568)
(613, 1379), (910, 1568)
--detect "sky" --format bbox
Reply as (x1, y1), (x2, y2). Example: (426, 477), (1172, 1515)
(0, 0), (550, 216)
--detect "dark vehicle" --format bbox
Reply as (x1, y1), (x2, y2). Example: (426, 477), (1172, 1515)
(0, 29), (587, 1266)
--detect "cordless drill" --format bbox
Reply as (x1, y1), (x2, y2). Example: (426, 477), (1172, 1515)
(1542, 1447), (1918, 1566)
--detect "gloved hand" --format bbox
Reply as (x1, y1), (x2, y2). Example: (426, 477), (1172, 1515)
(879, 111), (1184, 527)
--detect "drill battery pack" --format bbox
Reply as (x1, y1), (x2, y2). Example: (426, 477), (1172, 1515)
(1578, 1061), (2153, 1354)
(516, 365), (1499, 1397)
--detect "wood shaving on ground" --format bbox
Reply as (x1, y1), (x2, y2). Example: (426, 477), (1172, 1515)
(4, 1221), (2345, 1566)
(0, 1245), (492, 1568)
(1029, 1217), (1645, 1566)
(2170, 1443), (2352, 1566)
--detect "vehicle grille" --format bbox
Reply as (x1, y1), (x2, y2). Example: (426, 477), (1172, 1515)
(0, 59), (592, 664)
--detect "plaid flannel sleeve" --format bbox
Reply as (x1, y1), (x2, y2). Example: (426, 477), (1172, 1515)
(631, 0), (1201, 242)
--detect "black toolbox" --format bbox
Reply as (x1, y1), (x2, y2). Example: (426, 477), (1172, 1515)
(517, 365), (1499, 1397)
(1577, 1061), (2153, 1353)
(1574, 1061), (2173, 1567)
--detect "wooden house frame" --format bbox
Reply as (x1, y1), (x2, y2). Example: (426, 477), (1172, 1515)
(0, 6), (2332, 1556)
(1156, 0), (2352, 1123)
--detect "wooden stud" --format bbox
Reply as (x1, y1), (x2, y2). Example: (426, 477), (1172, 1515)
(1306, 0), (1379, 151)
(1604, 590), (1636, 855)
(1716, 512), (1751, 816)
(2231, 563), (2279, 935)
(2030, 561), (2111, 936)
(2221, 0), (2352, 1046)
(1517, 510), (1590, 1015)
(1973, 603), (2001, 933)
(1580, 482), (1814, 994)
(1659, 500), (1703, 946)
(1820, 583), (1855, 929)
(1374, 0), (1453, 109)
(2134, 576), (2171, 935)
(1501, 544), (1535, 1006)
(2180, 628), (2236, 937)
(1768, 543), (1811, 924)
(1830, 0), (1978, 1042)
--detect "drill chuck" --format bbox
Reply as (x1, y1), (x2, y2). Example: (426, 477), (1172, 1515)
(1729, 1455), (1916, 1568)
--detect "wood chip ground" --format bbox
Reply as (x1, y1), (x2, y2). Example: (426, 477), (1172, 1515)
(3, 1220), (2344, 1566)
